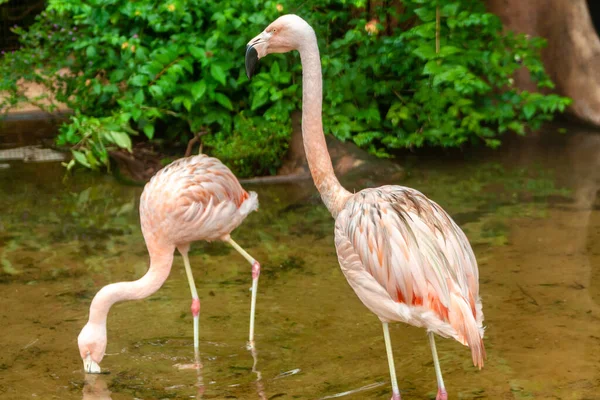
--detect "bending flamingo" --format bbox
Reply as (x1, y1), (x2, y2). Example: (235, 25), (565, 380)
(77, 154), (260, 373)
(245, 15), (485, 400)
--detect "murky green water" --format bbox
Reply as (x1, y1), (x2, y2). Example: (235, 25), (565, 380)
(1, 125), (599, 399)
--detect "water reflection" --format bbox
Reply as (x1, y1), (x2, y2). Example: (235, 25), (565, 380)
(250, 345), (267, 400)
(194, 360), (206, 399)
(82, 357), (207, 400)
(516, 129), (600, 309)
(82, 375), (111, 400)
(563, 132), (600, 310)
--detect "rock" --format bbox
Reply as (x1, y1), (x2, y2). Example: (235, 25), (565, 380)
(272, 110), (404, 186)
(0, 145), (66, 163)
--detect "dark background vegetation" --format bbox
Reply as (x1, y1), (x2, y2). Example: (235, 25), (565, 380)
(0, 0), (571, 177)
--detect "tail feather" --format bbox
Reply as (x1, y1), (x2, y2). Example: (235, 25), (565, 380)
(449, 293), (486, 369)
(239, 191), (259, 216)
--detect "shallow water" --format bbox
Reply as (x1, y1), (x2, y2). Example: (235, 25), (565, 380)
(1, 124), (600, 399)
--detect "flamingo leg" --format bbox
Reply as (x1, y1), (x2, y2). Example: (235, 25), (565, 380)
(428, 332), (447, 400)
(181, 251), (201, 366)
(225, 237), (260, 348)
(382, 322), (401, 400)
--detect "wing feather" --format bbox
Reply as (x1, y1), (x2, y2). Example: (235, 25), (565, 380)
(140, 154), (258, 244)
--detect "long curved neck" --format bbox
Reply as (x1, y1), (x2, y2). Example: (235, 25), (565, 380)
(298, 29), (351, 217)
(87, 245), (174, 326)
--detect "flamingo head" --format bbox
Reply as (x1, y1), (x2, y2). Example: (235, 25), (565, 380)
(245, 14), (313, 79)
(77, 322), (107, 374)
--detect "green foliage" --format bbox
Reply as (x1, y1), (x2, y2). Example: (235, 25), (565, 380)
(315, 0), (571, 152)
(204, 115), (291, 177)
(0, 0), (290, 177)
(0, 0), (571, 176)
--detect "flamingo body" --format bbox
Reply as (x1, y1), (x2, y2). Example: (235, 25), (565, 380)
(140, 155), (258, 247)
(334, 186), (484, 367)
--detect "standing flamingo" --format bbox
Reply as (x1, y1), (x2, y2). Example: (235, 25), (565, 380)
(77, 154), (261, 373)
(245, 15), (485, 400)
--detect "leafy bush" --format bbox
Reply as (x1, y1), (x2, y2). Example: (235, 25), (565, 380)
(0, 0), (570, 177)
(0, 0), (291, 176)
(315, 0), (571, 153)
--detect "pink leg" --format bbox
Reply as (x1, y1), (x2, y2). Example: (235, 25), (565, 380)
(179, 250), (202, 369)
(191, 297), (200, 364)
(248, 261), (260, 347)
(429, 332), (447, 399)
(225, 237), (260, 347)
(383, 323), (402, 400)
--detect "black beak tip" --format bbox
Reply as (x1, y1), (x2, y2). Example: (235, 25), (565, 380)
(245, 45), (259, 79)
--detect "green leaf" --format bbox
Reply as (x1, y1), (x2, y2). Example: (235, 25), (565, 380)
(191, 80), (207, 101)
(118, 112), (131, 124)
(508, 121), (525, 135)
(439, 46), (462, 57)
(410, 22), (436, 39)
(432, 65), (468, 86)
(442, 3), (460, 17)
(414, 7), (435, 22)
(86, 46), (97, 58)
(149, 85), (163, 98)
(183, 97), (192, 111)
(251, 87), (269, 110)
(110, 69), (126, 81)
(423, 60), (442, 75)
(130, 75), (148, 87)
(140, 61), (163, 77)
(106, 131), (132, 151)
(413, 45), (436, 60)
(523, 103), (536, 120)
(143, 124), (155, 139)
(131, 107), (142, 121)
(179, 58), (194, 74)
(134, 90), (145, 104)
(210, 64), (227, 86)
(189, 46), (205, 60)
(72, 150), (91, 168)
(214, 92), (233, 110)
(271, 61), (280, 81)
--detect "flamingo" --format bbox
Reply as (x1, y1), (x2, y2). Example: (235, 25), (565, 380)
(245, 15), (485, 400)
(77, 154), (261, 373)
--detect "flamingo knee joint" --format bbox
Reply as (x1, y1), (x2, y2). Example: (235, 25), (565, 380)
(252, 261), (261, 279)
(191, 298), (201, 317)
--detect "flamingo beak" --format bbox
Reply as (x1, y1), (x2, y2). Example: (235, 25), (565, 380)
(245, 45), (259, 79)
(83, 353), (102, 374)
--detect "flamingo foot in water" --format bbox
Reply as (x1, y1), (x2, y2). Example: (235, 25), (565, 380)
(436, 389), (448, 400)
(391, 392), (401, 400)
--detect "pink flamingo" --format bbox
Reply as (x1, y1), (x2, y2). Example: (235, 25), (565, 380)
(245, 15), (485, 400)
(77, 155), (260, 373)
